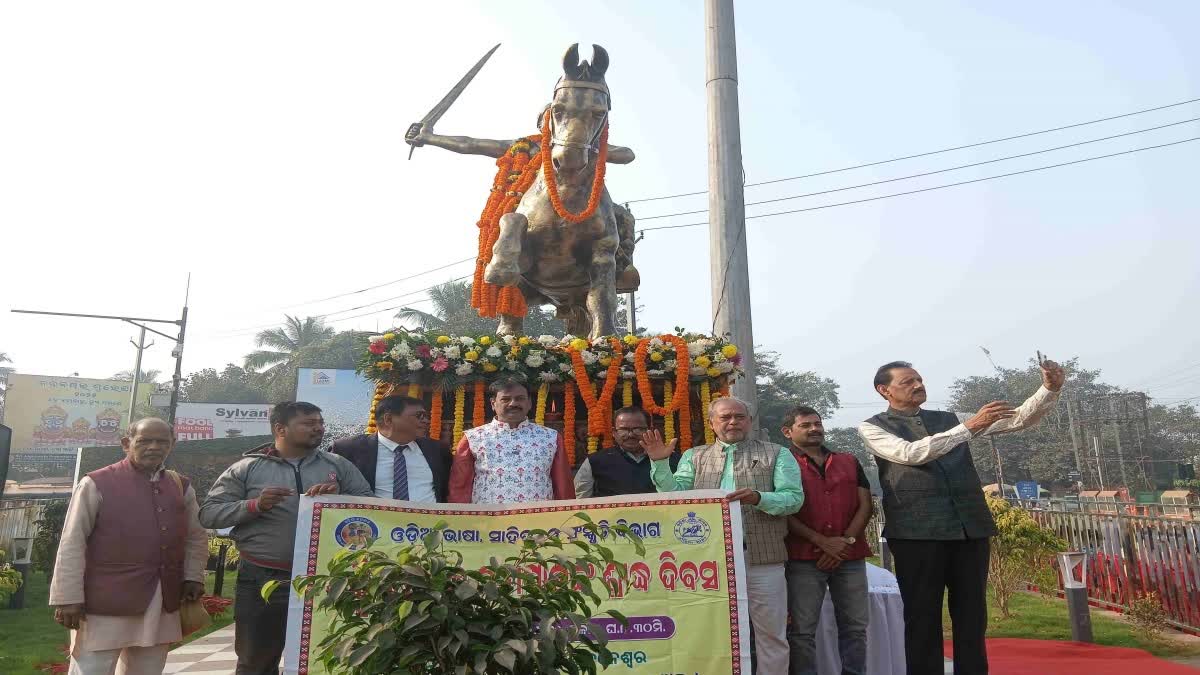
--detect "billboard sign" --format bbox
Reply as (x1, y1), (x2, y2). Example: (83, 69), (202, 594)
(174, 403), (272, 441)
(1, 374), (145, 454)
(1016, 480), (1040, 500)
(295, 368), (374, 447)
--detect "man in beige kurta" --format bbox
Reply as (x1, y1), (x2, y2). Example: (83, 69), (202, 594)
(50, 418), (209, 675)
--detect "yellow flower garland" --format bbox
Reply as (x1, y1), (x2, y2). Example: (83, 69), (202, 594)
(452, 385), (466, 446)
(407, 383), (421, 398)
(700, 380), (715, 445)
(588, 435), (599, 454)
(365, 381), (390, 433)
(622, 379), (633, 407)
(535, 382), (549, 425)
(663, 380), (675, 444)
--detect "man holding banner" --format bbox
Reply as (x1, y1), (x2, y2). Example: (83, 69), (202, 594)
(643, 396), (805, 675)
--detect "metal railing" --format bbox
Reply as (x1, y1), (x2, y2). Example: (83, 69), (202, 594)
(1022, 505), (1200, 631)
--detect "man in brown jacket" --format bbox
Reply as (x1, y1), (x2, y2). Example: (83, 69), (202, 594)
(50, 418), (209, 674)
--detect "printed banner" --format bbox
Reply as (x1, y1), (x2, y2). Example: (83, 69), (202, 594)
(283, 491), (750, 674)
(1, 374), (145, 454)
(173, 403), (272, 441)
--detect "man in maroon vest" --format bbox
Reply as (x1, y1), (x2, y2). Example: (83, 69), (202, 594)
(49, 417), (209, 674)
(783, 406), (873, 675)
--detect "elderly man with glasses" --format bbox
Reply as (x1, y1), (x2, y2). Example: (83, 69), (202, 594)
(574, 406), (680, 498)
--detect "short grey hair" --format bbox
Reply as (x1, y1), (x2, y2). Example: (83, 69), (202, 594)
(708, 395), (752, 419)
(125, 417), (175, 439)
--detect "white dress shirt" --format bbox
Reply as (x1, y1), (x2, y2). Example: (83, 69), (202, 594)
(375, 433), (438, 502)
(858, 385), (1060, 466)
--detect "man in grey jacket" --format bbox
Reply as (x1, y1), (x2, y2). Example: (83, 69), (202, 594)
(200, 401), (372, 675)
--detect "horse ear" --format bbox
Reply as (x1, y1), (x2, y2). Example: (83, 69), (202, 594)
(562, 43), (583, 80)
(590, 44), (609, 79)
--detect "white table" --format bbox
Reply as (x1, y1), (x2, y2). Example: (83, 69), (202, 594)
(814, 563), (906, 675)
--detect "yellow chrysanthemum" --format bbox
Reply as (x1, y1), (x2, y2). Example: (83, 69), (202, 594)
(622, 334), (639, 346)
(649, 351), (664, 363)
(479, 336), (493, 345)
(694, 356), (712, 368)
(464, 351), (480, 362)
(706, 367), (722, 378)
(483, 362), (499, 373)
(375, 361), (394, 371)
(518, 336), (532, 345)
(569, 338), (589, 351)
(383, 333), (395, 340)
(721, 345), (738, 358)
(599, 357), (612, 367)
(436, 335), (451, 344)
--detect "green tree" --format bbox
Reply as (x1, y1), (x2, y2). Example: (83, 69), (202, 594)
(180, 364), (269, 404)
(756, 349), (841, 445)
(111, 368), (162, 383)
(297, 330), (370, 370)
(244, 315), (335, 400)
(987, 497), (1065, 618)
(396, 280), (568, 336)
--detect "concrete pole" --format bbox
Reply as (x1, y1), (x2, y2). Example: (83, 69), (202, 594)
(705, 0), (758, 411)
(1065, 396), (1087, 487)
(626, 291), (637, 335)
(127, 326), (147, 428)
(1110, 397), (1129, 487)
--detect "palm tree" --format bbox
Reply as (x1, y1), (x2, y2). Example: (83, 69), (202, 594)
(395, 281), (568, 336)
(244, 315), (335, 390)
(112, 368), (163, 383)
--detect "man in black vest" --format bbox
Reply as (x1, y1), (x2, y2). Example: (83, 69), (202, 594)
(574, 407), (679, 497)
(859, 359), (1064, 675)
(331, 395), (451, 502)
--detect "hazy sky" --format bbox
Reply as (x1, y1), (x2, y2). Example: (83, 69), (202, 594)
(2, 1), (1197, 429)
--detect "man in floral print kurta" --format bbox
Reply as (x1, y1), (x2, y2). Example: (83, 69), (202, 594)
(449, 377), (576, 503)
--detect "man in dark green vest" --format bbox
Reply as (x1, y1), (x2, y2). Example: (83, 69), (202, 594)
(859, 359), (1064, 675)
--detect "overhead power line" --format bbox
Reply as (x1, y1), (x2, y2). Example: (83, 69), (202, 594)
(639, 136), (1200, 233)
(280, 256), (474, 308)
(322, 275), (473, 324)
(625, 95), (1200, 204)
(637, 117), (1200, 222)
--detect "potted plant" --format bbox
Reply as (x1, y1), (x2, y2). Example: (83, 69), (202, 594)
(274, 514), (643, 674)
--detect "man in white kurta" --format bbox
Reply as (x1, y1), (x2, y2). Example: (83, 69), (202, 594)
(49, 418), (209, 675)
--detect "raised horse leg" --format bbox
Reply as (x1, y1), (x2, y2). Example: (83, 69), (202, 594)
(487, 212), (527, 336)
(586, 230), (619, 339)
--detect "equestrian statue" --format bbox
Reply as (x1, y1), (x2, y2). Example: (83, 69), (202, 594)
(405, 43), (639, 339)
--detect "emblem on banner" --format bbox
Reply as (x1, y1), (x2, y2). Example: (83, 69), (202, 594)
(334, 517), (378, 550)
(673, 512), (711, 545)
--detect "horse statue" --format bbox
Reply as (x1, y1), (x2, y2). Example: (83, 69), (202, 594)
(406, 44), (638, 338)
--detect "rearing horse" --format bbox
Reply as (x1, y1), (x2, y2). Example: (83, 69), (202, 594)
(408, 44), (638, 338)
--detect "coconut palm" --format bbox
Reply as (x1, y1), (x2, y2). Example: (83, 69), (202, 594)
(244, 316), (335, 390)
(395, 281), (569, 336)
(112, 368), (163, 383)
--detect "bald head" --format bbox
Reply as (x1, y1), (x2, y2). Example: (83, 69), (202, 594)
(708, 396), (752, 444)
(122, 417), (176, 473)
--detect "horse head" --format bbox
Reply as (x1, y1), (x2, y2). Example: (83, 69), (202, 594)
(549, 43), (610, 176)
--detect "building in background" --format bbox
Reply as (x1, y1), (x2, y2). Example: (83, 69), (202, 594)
(295, 368), (374, 447)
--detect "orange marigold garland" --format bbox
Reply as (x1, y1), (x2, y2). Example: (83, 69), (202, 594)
(472, 380), (486, 429)
(428, 388), (444, 441)
(563, 382), (577, 465)
(542, 112), (609, 224)
(634, 335), (690, 416)
(569, 338), (624, 443)
(471, 132), (541, 318)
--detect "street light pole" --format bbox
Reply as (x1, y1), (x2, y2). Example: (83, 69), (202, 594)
(126, 326), (154, 427)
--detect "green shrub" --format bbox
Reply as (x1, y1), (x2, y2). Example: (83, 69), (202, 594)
(987, 497), (1067, 618)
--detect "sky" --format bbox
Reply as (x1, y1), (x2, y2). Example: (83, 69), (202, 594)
(1, 1), (1198, 429)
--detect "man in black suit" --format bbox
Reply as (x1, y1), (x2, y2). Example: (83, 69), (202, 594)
(331, 395), (451, 502)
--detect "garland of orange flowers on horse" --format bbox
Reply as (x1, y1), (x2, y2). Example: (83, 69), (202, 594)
(470, 110), (609, 320)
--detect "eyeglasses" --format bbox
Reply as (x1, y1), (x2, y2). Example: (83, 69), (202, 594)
(614, 427), (648, 435)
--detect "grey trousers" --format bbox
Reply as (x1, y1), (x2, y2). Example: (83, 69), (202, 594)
(234, 561), (291, 675)
(786, 559), (869, 675)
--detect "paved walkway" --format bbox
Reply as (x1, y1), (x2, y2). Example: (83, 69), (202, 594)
(163, 626), (237, 674)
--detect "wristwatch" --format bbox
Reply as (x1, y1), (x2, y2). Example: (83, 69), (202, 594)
(844, 536), (857, 544)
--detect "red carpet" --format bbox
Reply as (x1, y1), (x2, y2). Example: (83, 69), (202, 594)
(944, 638), (1199, 674)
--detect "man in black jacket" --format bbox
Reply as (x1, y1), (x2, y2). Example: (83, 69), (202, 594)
(331, 395), (451, 502)
(574, 407), (680, 498)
